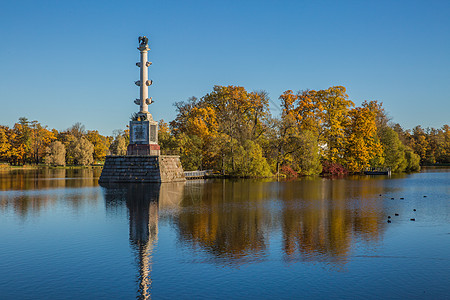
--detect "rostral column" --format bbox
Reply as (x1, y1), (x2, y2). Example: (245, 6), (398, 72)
(127, 36), (160, 156)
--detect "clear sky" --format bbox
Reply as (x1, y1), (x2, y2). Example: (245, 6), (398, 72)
(1, 0), (449, 136)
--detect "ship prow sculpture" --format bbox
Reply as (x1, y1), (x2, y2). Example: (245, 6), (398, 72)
(99, 36), (185, 184)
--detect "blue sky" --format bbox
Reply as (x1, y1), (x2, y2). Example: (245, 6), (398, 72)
(1, 0), (449, 135)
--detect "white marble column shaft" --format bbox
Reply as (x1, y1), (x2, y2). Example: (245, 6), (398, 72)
(139, 49), (149, 113)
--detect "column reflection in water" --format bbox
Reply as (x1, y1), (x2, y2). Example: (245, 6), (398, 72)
(102, 182), (185, 300)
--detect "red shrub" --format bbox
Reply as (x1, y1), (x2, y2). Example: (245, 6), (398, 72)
(321, 161), (348, 176)
(280, 165), (298, 178)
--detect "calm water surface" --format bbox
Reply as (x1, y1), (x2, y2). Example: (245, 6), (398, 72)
(0, 168), (449, 299)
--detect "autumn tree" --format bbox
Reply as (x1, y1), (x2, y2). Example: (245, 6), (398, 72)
(318, 86), (354, 162)
(29, 120), (56, 163)
(202, 86), (270, 143)
(0, 126), (12, 162)
(70, 136), (94, 165)
(436, 125), (450, 163)
(68, 122), (86, 139)
(344, 105), (383, 173)
(171, 97), (201, 135)
(86, 130), (110, 161)
(60, 124), (94, 165)
(182, 104), (220, 169)
(158, 120), (179, 156)
(270, 108), (321, 176)
(109, 136), (127, 155)
(362, 100), (391, 130)
(0, 119), (56, 165)
(278, 87), (354, 174)
(10, 118), (33, 164)
(44, 141), (66, 166)
(293, 89), (324, 135)
(279, 86), (354, 167)
(267, 113), (299, 175)
(170, 97), (212, 170)
(171, 86), (272, 175)
(410, 126), (430, 164)
(200, 86), (271, 173)
(109, 129), (129, 156)
(392, 123), (411, 146)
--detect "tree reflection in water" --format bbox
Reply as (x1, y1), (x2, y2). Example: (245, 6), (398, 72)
(0, 168), (101, 191)
(0, 168), (101, 217)
(175, 179), (388, 269)
(103, 177), (390, 297)
(280, 178), (387, 267)
(175, 180), (270, 264)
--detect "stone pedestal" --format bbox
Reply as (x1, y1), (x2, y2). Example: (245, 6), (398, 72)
(99, 155), (185, 183)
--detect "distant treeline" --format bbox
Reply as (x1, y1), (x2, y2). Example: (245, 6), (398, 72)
(1, 85), (449, 176)
(0, 119), (126, 166)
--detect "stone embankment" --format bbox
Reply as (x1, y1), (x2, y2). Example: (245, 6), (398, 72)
(99, 155), (185, 183)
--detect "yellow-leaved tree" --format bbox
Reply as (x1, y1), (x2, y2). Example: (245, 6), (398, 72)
(86, 130), (111, 162)
(344, 105), (383, 172)
(318, 86), (355, 163)
(0, 126), (12, 162)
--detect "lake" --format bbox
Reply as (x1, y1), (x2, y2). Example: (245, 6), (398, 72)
(0, 168), (449, 299)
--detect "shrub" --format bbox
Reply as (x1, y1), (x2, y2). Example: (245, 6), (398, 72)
(321, 160), (348, 176)
(280, 165), (298, 178)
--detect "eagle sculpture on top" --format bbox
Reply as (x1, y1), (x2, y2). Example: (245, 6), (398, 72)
(138, 36), (148, 47)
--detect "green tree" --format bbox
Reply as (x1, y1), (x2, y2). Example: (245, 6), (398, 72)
(294, 130), (322, 175)
(177, 133), (203, 171)
(404, 147), (421, 172)
(379, 127), (407, 172)
(224, 140), (272, 177)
